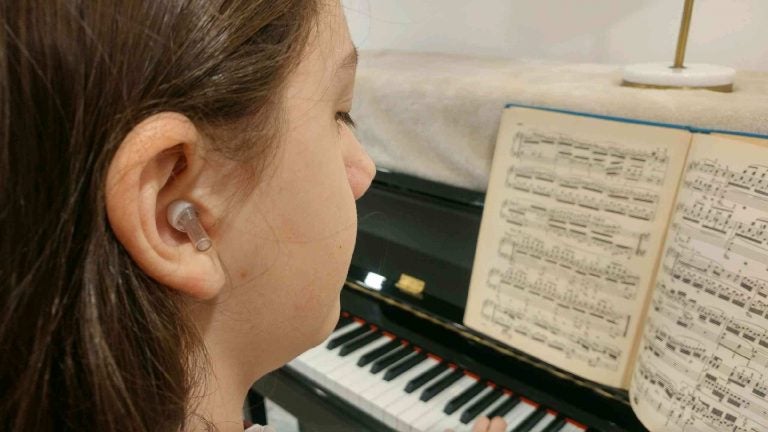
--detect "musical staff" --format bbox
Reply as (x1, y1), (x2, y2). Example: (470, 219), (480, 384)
(481, 299), (622, 371)
(512, 132), (670, 185)
(464, 109), (690, 388)
(500, 199), (651, 258)
(631, 136), (768, 432)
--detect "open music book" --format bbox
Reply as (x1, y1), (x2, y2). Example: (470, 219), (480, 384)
(463, 105), (768, 431)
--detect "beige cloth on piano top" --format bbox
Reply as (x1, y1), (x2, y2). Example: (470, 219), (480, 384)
(351, 50), (768, 192)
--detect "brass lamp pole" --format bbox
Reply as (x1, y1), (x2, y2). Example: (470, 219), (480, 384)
(673, 0), (695, 69)
(622, 0), (734, 92)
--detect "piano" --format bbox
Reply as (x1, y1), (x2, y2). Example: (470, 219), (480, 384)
(251, 169), (647, 432)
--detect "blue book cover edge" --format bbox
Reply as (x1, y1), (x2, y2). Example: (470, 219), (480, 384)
(504, 102), (768, 140)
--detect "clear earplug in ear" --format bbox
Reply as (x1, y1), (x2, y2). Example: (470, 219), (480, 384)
(166, 200), (212, 252)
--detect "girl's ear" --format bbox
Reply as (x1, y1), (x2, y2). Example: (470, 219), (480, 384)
(105, 112), (226, 300)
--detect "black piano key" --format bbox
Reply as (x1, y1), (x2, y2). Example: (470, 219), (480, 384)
(459, 389), (520, 424)
(419, 368), (463, 402)
(370, 346), (411, 374)
(357, 338), (401, 367)
(541, 416), (566, 432)
(443, 380), (486, 414)
(404, 362), (448, 393)
(339, 331), (381, 356)
(334, 315), (353, 331)
(326, 325), (369, 350)
(383, 352), (426, 381)
(485, 394), (519, 418)
(512, 408), (548, 432)
(460, 388), (505, 424)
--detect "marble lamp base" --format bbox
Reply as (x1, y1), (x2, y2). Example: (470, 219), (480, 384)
(622, 62), (735, 92)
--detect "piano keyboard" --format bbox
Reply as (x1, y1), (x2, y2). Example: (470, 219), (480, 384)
(287, 314), (590, 432)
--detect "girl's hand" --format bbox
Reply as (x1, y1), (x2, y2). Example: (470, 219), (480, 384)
(445, 415), (507, 432)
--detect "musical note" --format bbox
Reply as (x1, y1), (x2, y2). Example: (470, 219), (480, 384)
(500, 199), (651, 258)
(631, 137), (768, 432)
(465, 117), (689, 387)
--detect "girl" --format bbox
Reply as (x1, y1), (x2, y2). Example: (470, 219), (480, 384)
(0, 1), (506, 431)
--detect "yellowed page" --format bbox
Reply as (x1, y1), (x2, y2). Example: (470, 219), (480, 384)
(630, 134), (768, 431)
(463, 107), (691, 388)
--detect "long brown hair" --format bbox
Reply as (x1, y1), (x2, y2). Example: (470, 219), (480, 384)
(0, 1), (317, 430)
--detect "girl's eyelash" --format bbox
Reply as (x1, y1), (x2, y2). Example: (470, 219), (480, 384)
(335, 111), (356, 129)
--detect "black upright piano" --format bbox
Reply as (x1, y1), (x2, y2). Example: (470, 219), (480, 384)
(252, 169), (647, 432)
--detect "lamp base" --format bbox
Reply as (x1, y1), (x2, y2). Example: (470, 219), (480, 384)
(622, 62), (735, 92)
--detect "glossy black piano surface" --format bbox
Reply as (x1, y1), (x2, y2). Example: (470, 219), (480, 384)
(253, 170), (647, 432)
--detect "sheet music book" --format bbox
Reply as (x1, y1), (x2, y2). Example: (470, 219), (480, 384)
(463, 105), (768, 431)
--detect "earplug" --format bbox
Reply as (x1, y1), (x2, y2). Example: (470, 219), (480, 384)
(166, 200), (212, 252)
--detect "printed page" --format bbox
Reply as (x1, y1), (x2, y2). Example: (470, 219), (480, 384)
(463, 107), (691, 387)
(631, 134), (768, 431)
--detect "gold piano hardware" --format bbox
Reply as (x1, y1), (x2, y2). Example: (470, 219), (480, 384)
(395, 273), (426, 297)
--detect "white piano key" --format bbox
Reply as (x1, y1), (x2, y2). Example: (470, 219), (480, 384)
(334, 364), (386, 405)
(428, 415), (461, 432)
(380, 367), (455, 430)
(406, 375), (478, 432)
(326, 336), (392, 399)
(297, 321), (363, 363)
(528, 412), (558, 432)
(301, 340), (370, 386)
(358, 355), (436, 415)
(426, 386), (499, 432)
(503, 399), (538, 430)
(320, 319), (364, 344)
(286, 318), (592, 432)
(326, 335), (389, 379)
(557, 420), (588, 432)
(361, 355), (436, 402)
(310, 340), (368, 375)
(319, 337), (386, 390)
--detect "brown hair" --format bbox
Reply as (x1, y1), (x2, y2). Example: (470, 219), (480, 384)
(0, 1), (317, 430)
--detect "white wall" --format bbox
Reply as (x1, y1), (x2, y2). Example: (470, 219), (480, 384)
(343, 0), (768, 71)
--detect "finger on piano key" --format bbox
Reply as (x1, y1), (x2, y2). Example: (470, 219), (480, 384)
(406, 375), (478, 432)
(326, 322), (371, 349)
(501, 397), (538, 431)
(405, 358), (449, 393)
(370, 343), (412, 373)
(383, 351), (426, 381)
(290, 313), (594, 432)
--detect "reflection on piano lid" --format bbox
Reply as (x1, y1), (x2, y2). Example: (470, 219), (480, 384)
(261, 170), (646, 431)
